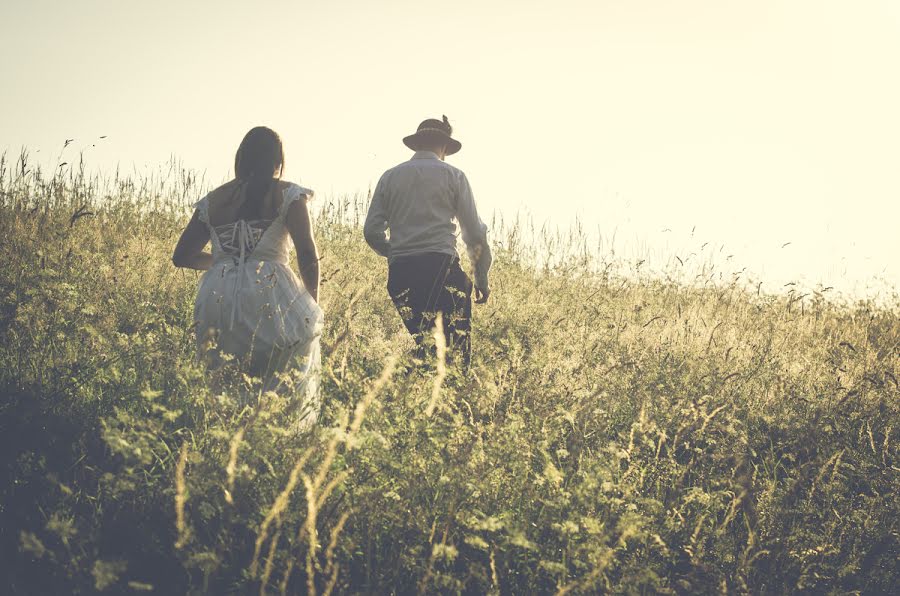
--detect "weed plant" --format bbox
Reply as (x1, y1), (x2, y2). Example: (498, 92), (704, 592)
(0, 151), (897, 594)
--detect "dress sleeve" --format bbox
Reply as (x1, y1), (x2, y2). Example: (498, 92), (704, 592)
(193, 195), (211, 226)
(279, 183), (314, 218)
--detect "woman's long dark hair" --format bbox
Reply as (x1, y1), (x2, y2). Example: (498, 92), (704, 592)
(234, 126), (284, 219)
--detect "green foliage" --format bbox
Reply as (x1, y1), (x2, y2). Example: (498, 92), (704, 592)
(1, 151), (898, 594)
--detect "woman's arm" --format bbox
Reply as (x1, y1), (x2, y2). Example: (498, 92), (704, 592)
(172, 211), (212, 270)
(285, 196), (320, 302)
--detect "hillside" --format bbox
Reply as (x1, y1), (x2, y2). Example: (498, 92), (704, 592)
(1, 154), (898, 594)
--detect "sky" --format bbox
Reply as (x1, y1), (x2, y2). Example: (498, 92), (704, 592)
(1, 0), (898, 299)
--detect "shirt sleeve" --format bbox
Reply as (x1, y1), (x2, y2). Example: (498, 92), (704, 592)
(364, 172), (391, 258)
(455, 171), (492, 290)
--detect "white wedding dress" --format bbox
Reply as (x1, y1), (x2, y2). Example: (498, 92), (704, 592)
(192, 182), (323, 423)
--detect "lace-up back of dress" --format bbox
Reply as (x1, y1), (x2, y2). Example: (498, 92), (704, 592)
(212, 218), (274, 257)
(196, 182), (312, 267)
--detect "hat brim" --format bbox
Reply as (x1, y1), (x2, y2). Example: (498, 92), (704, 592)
(403, 132), (462, 155)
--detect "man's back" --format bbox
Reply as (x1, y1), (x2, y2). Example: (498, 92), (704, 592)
(363, 116), (491, 368)
(364, 150), (485, 266)
(364, 115), (491, 367)
(366, 151), (464, 259)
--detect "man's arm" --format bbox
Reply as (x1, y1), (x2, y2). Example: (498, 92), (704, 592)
(363, 173), (391, 258)
(455, 172), (492, 302)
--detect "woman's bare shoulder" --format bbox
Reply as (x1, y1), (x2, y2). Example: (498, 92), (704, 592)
(206, 180), (240, 200)
(203, 180), (242, 210)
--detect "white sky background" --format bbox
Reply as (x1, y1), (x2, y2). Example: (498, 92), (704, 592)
(1, 0), (898, 299)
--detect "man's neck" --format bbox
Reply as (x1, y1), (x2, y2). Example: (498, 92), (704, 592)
(412, 150), (443, 161)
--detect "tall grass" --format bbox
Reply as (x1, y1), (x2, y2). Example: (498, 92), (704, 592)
(0, 150), (897, 594)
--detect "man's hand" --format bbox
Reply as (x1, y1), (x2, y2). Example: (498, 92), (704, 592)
(474, 286), (490, 304)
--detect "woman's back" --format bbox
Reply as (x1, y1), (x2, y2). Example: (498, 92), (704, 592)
(204, 179), (284, 226)
(198, 181), (313, 265)
(202, 180), (285, 263)
(193, 181), (322, 413)
(173, 126), (323, 427)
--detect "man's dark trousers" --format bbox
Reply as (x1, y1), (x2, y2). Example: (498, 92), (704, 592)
(387, 252), (472, 367)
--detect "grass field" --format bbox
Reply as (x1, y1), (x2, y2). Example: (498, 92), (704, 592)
(1, 151), (898, 594)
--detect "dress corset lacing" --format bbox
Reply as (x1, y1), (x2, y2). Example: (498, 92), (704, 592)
(214, 218), (272, 331)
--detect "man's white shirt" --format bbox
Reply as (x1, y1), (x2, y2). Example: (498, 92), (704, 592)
(364, 151), (492, 290)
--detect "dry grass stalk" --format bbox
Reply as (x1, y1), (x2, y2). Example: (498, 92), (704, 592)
(250, 447), (314, 576)
(174, 441), (190, 549)
(265, 355), (397, 591)
(225, 385), (273, 504)
(417, 527), (449, 595)
(224, 426), (245, 505)
(278, 559), (294, 596)
(426, 312), (447, 417)
(312, 419), (345, 496)
(490, 548), (499, 594)
(699, 404), (727, 434)
(315, 470), (349, 511)
(259, 523), (282, 596)
(302, 473), (318, 596)
(322, 510), (351, 596)
(347, 355), (398, 446)
(298, 355), (397, 592)
(808, 449), (845, 500)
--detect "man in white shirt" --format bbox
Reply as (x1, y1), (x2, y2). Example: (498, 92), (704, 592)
(364, 116), (492, 367)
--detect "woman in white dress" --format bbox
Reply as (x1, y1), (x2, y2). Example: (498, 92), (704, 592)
(173, 127), (323, 423)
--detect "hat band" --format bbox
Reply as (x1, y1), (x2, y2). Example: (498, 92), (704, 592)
(415, 127), (451, 135)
